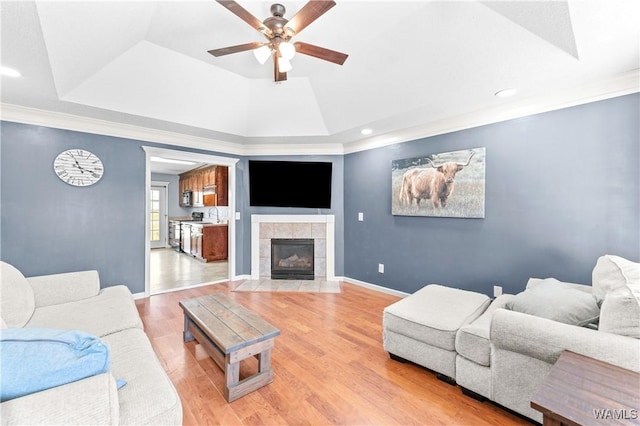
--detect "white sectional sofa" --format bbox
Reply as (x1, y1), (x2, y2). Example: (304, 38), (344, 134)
(0, 261), (182, 425)
(383, 254), (640, 423)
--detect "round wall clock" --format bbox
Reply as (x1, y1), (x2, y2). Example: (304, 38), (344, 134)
(53, 149), (104, 187)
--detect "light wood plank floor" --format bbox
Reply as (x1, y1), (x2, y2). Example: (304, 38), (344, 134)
(136, 281), (533, 425)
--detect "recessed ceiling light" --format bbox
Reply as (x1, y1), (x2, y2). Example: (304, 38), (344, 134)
(1, 66), (21, 78)
(361, 128), (373, 135)
(495, 88), (517, 98)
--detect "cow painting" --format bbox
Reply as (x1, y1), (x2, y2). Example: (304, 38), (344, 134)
(392, 148), (485, 218)
(399, 151), (475, 209)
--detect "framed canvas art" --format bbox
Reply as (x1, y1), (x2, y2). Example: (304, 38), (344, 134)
(392, 147), (485, 218)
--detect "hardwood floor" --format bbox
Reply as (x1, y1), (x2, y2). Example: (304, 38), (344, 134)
(136, 281), (532, 425)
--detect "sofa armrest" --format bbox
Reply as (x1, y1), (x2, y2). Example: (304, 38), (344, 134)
(0, 373), (119, 425)
(491, 308), (640, 372)
(27, 271), (101, 308)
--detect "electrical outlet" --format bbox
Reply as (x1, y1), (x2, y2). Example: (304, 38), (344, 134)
(378, 263), (384, 273)
(358, 212), (364, 221)
(493, 285), (503, 297)
(235, 212), (241, 220)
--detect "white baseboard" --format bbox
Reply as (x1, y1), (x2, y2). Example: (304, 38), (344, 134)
(132, 275), (409, 299)
(340, 277), (409, 298)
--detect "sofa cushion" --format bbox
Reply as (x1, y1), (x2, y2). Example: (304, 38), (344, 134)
(455, 294), (515, 367)
(592, 255), (640, 303)
(383, 284), (490, 351)
(101, 328), (182, 425)
(599, 282), (640, 339)
(505, 279), (599, 327)
(26, 285), (143, 337)
(0, 262), (35, 328)
(0, 328), (111, 402)
(0, 373), (120, 425)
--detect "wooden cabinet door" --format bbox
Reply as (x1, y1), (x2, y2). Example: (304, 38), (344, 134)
(203, 226), (228, 261)
(192, 171), (203, 206)
(203, 166), (215, 186)
(215, 166), (229, 206)
(178, 175), (186, 206)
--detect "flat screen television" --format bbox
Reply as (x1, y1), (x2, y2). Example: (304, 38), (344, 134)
(249, 160), (332, 208)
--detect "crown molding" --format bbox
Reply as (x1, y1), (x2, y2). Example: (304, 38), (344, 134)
(0, 103), (345, 156)
(2, 70), (637, 157)
(0, 103), (246, 154)
(343, 70), (640, 154)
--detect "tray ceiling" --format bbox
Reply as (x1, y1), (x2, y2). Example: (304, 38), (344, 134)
(1, 1), (638, 154)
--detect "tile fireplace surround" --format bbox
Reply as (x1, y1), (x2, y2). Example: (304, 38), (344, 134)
(251, 215), (335, 280)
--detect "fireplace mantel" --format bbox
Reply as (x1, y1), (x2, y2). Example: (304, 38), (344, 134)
(251, 215), (335, 280)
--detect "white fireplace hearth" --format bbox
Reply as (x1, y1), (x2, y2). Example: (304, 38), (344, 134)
(251, 215), (335, 280)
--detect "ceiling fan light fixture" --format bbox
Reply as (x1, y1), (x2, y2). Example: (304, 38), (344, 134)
(278, 57), (293, 73)
(253, 45), (272, 64)
(279, 41), (296, 61)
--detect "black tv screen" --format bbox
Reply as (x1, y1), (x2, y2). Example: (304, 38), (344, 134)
(249, 160), (332, 208)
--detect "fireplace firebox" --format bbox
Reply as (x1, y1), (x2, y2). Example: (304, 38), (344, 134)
(271, 238), (314, 280)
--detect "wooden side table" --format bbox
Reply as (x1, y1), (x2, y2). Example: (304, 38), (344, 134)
(531, 350), (640, 425)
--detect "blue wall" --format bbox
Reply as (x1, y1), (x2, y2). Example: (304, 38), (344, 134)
(1, 94), (638, 296)
(236, 156), (345, 277)
(1, 124), (146, 289)
(0, 124), (346, 291)
(344, 94), (639, 295)
(0, 123), (240, 292)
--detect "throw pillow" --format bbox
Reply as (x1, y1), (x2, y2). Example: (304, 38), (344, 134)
(506, 278), (600, 326)
(0, 262), (35, 328)
(592, 255), (640, 303)
(0, 328), (112, 402)
(599, 283), (640, 339)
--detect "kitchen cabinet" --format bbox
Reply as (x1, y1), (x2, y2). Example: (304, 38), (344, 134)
(203, 225), (228, 261)
(192, 171), (204, 207)
(215, 166), (228, 207)
(179, 165), (227, 207)
(188, 224), (227, 262)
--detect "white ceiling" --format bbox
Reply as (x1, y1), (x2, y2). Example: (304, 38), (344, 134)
(1, 0), (639, 159)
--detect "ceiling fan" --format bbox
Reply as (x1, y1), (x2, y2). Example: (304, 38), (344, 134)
(208, 0), (348, 82)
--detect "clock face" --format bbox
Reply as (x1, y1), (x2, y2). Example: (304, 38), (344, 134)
(54, 149), (104, 187)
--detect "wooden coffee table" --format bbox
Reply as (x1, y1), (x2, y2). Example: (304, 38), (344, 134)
(179, 294), (281, 402)
(531, 350), (640, 425)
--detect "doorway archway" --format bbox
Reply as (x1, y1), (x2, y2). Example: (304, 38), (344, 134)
(143, 146), (239, 297)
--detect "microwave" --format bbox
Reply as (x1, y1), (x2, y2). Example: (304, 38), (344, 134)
(182, 190), (193, 207)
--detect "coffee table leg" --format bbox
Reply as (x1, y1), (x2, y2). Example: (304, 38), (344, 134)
(258, 348), (272, 373)
(223, 340), (276, 402)
(183, 314), (195, 343)
(225, 354), (241, 401)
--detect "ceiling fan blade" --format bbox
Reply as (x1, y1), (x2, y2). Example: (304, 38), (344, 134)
(285, 1), (336, 37)
(273, 54), (288, 82)
(216, 0), (272, 37)
(294, 41), (348, 65)
(208, 42), (266, 57)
